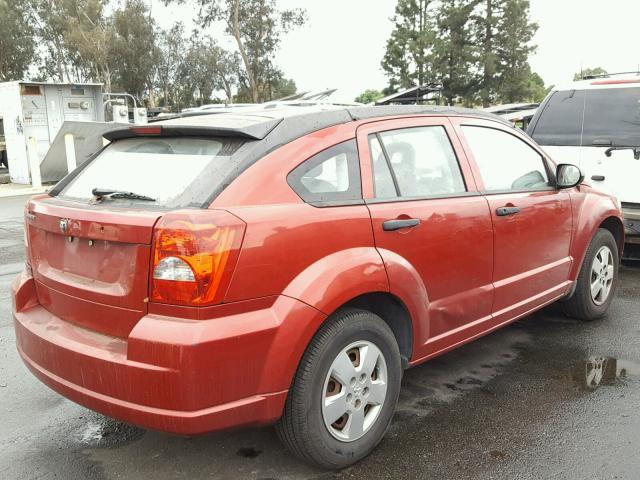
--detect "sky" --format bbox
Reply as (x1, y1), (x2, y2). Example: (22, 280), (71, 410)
(153, 0), (640, 101)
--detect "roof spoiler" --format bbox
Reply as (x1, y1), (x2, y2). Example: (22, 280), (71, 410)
(103, 119), (283, 142)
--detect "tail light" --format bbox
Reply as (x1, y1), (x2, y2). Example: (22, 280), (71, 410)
(150, 210), (246, 306)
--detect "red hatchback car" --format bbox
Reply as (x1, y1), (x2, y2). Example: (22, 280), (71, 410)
(13, 106), (623, 468)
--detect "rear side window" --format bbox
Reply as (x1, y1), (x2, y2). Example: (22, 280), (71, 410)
(583, 87), (640, 147)
(529, 90), (585, 146)
(287, 139), (362, 204)
(60, 136), (245, 208)
(463, 126), (551, 192)
(369, 126), (466, 199)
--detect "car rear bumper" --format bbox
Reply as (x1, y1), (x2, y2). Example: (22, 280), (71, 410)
(12, 270), (324, 435)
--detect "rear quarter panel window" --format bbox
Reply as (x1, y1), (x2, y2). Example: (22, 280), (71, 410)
(287, 139), (362, 204)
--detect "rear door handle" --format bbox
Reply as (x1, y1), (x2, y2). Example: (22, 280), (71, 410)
(382, 218), (420, 231)
(496, 206), (521, 216)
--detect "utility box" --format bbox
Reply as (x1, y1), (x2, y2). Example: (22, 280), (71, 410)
(111, 104), (130, 124)
(133, 107), (148, 125)
(0, 81), (103, 184)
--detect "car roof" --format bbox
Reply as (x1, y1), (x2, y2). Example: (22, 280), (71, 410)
(154, 104), (509, 140)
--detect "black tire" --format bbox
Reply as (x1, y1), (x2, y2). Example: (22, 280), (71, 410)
(563, 228), (619, 321)
(276, 308), (402, 469)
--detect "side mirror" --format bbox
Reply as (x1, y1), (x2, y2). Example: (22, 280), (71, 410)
(556, 164), (584, 189)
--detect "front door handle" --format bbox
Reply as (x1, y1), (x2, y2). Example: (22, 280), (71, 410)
(496, 206), (521, 216)
(591, 175), (605, 181)
(382, 218), (420, 231)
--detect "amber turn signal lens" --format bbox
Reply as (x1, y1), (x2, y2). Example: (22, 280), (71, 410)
(150, 210), (245, 306)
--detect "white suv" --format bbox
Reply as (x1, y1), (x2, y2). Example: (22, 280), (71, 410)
(528, 73), (640, 257)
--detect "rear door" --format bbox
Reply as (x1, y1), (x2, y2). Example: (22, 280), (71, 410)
(26, 134), (247, 338)
(26, 198), (161, 338)
(358, 117), (494, 351)
(453, 118), (573, 320)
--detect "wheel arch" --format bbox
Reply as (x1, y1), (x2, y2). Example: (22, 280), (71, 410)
(599, 216), (624, 255)
(569, 194), (624, 281)
(338, 292), (414, 369)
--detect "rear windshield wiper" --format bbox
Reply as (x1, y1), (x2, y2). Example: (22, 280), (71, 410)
(91, 188), (156, 202)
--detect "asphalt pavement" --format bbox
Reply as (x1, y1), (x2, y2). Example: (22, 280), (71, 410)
(1, 194), (639, 479)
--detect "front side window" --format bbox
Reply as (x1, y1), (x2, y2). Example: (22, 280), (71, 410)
(287, 139), (361, 204)
(462, 125), (551, 192)
(370, 126), (466, 199)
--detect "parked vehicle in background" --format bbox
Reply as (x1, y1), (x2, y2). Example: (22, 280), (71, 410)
(484, 102), (539, 130)
(528, 72), (640, 258)
(13, 105), (623, 469)
(0, 117), (7, 169)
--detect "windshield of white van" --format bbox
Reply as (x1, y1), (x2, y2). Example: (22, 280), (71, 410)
(531, 87), (640, 147)
(59, 136), (245, 208)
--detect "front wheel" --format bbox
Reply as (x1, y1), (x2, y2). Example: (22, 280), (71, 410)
(563, 228), (619, 320)
(276, 309), (402, 469)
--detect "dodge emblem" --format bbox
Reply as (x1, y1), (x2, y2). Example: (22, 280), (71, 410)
(59, 218), (69, 233)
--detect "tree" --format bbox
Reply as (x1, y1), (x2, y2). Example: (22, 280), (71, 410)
(474, 0), (499, 106)
(574, 67), (607, 81)
(0, 0), (37, 81)
(29, 0), (112, 83)
(175, 0), (306, 103)
(524, 70), (547, 102)
(355, 89), (384, 104)
(493, 0), (538, 103)
(156, 23), (187, 107)
(431, 0), (480, 105)
(64, 0), (116, 91)
(382, 0), (436, 91)
(381, 0), (540, 106)
(111, 0), (158, 102)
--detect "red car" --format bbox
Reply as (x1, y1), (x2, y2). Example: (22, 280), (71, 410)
(12, 106), (623, 468)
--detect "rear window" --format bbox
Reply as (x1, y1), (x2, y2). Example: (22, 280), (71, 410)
(531, 87), (640, 147)
(59, 137), (245, 208)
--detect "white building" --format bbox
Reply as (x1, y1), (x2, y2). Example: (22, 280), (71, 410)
(0, 82), (103, 184)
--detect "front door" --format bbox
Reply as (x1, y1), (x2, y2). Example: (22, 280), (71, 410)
(453, 119), (573, 321)
(357, 117), (494, 356)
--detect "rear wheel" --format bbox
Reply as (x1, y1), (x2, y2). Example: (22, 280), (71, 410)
(563, 228), (619, 320)
(276, 309), (402, 469)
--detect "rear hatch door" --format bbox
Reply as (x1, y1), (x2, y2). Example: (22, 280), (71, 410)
(27, 133), (252, 337)
(26, 197), (160, 338)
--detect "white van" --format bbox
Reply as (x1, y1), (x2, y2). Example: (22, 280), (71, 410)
(528, 73), (640, 257)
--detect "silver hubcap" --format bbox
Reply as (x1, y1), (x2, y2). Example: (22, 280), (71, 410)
(322, 341), (388, 442)
(590, 246), (614, 306)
